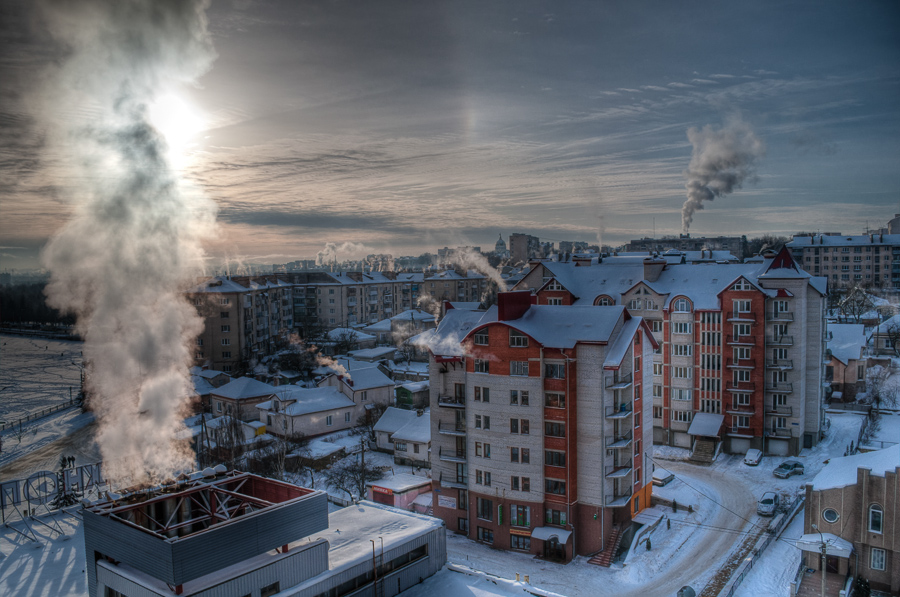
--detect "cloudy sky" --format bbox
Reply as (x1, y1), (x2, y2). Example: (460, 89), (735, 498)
(2, 0), (899, 270)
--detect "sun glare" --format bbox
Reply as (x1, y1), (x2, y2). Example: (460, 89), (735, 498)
(148, 92), (205, 160)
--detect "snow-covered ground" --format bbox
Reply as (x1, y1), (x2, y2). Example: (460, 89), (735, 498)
(0, 335), (84, 420)
(0, 410), (95, 472)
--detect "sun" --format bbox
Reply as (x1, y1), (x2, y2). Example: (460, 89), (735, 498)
(147, 92), (205, 159)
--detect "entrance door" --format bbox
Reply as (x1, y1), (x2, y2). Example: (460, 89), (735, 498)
(826, 555), (839, 574)
(543, 538), (565, 561)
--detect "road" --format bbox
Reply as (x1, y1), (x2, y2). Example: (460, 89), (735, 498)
(0, 421), (99, 481)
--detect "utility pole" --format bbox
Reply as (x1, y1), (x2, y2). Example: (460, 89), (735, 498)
(812, 523), (826, 597)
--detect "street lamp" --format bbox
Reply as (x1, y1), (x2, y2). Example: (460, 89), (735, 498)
(812, 523), (826, 597)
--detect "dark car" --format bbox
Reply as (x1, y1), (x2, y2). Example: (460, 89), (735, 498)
(773, 460), (804, 478)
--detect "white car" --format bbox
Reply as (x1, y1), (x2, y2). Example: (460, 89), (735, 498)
(757, 492), (779, 516)
(743, 449), (763, 466)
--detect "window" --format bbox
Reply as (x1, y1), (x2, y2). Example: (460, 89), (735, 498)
(477, 527), (494, 543)
(414, 444), (420, 454)
(510, 446), (519, 462)
(673, 388), (692, 401)
(701, 332), (721, 346)
(510, 390), (529, 405)
(458, 518), (469, 532)
(545, 450), (566, 467)
(545, 421), (565, 437)
(546, 509), (567, 526)
(545, 479), (566, 495)
(511, 476), (530, 492)
(216, 401), (222, 413)
(220, 311), (230, 318)
(596, 296), (614, 306)
(547, 297), (563, 305)
(672, 343), (692, 357)
(733, 323), (751, 337)
(221, 351), (231, 358)
(870, 547), (886, 571)
(510, 535), (531, 550)
(219, 298), (230, 305)
(732, 415), (749, 429)
(475, 442), (490, 458)
(472, 358), (491, 374)
(474, 330), (489, 345)
(395, 442), (407, 451)
(673, 322), (692, 335)
(734, 393), (751, 406)
(700, 399), (720, 413)
(653, 384), (663, 397)
(360, 390), (368, 401)
(731, 280), (752, 291)
(222, 365), (232, 373)
(509, 330), (529, 347)
(858, 365), (865, 380)
(474, 414), (483, 429)
(510, 361), (529, 376)
(221, 325), (230, 333)
(869, 504), (884, 533)
(545, 363), (565, 378)
(672, 410), (692, 423)
(545, 392), (566, 408)
(653, 363), (664, 375)
(475, 470), (492, 486)
(326, 415), (333, 426)
(474, 386), (490, 402)
(651, 320), (663, 333)
(673, 367), (691, 379)
(221, 338), (231, 345)
(628, 299), (642, 310)
(673, 298), (690, 312)
(653, 406), (663, 419)
(261, 582), (281, 597)
(476, 497), (493, 520)
(734, 347), (751, 360)
(196, 338), (204, 347)
(510, 418), (529, 434)
(733, 299), (751, 313)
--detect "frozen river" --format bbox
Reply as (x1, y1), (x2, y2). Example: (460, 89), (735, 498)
(0, 334), (84, 420)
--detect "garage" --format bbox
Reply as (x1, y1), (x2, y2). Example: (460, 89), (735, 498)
(673, 431), (692, 448)
(729, 437), (751, 454)
(767, 438), (790, 456)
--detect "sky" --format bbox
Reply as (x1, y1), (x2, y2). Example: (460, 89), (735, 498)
(1, 0), (899, 270)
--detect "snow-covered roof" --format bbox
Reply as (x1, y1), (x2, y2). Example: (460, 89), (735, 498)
(362, 319), (393, 333)
(399, 381), (429, 393)
(326, 328), (375, 342)
(348, 347), (397, 360)
(386, 360), (430, 374)
(873, 314), (900, 334)
(192, 375), (216, 396)
(811, 445), (900, 491)
(368, 473), (432, 493)
(257, 386), (355, 416)
(374, 407), (417, 434)
(333, 365), (394, 391)
(302, 439), (345, 459)
(211, 377), (278, 400)
(426, 270), (486, 281)
(475, 305), (626, 349)
(603, 317), (644, 369)
(191, 277), (250, 293)
(827, 323), (866, 365)
(420, 308), (494, 356)
(390, 411), (431, 443)
(447, 301), (483, 311)
(788, 234), (900, 248)
(795, 533), (854, 558)
(191, 368), (229, 380)
(411, 492), (433, 508)
(687, 413), (724, 436)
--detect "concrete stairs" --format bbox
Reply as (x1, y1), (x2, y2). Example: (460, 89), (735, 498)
(588, 525), (623, 567)
(690, 438), (716, 464)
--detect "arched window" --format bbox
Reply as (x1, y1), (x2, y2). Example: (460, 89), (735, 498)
(595, 295), (614, 306)
(868, 504), (884, 533)
(673, 298), (691, 312)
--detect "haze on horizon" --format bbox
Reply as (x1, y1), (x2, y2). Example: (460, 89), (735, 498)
(1, 0), (899, 270)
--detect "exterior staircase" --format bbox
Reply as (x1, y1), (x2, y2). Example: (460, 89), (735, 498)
(588, 525), (623, 567)
(690, 438), (716, 464)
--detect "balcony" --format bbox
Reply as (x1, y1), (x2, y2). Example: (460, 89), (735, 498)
(606, 431), (633, 449)
(606, 466), (632, 479)
(726, 406), (755, 416)
(605, 372), (633, 391)
(726, 381), (756, 392)
(728, 426), (752, 436)
(605, 404), (633, 419)
(605, 488), (633, 507)
(726, 335), (757, 346)
(726, 358), (755, 369)
(439, 472), (467, 489)
(767, 335), (794, 346)
(765, 404), (793, 416)
(766, 382), (793, 393)
(438, 446), (467, 463)
(767, 427), (794, 438)
(727, 311), (756, 323)
(348, 299), (357, 306)
(438, 395), (466, 408)
(766, 359), (794, 370)
(770, 311), (793, 322)
(437, 421), (466, 436)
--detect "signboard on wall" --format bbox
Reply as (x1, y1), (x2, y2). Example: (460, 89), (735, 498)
(437, 495), (456, 509)
(372, 486), (393, 496)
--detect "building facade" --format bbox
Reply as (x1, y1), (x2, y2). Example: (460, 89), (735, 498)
(427, 291), (656, 562)
(513, 247), (827, 456)
(786, 233), (900, 289)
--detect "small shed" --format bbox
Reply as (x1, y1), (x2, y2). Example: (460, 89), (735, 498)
(366, 473), (432, 510)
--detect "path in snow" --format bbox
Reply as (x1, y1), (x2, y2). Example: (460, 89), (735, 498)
(0, 335), (83, 421)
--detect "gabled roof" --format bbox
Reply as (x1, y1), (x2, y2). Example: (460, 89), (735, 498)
(320, 363), (394, 391)
(257, 386), (355, 416)
(390, 412), (431, 443)
(827, 323), (867, 365)
(812, 445), (900, 491)
(211, 377), (278, 400)
(419, 308), (496, 356)
(470, 305), (626, 349)
(373, 407), (417, 434)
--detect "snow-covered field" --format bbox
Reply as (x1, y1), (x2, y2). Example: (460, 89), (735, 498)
(0, 335), (84, 420)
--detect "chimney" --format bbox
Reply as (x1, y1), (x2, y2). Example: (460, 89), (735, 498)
(497, 291), (532, 321)
(643, 257), (666, 283)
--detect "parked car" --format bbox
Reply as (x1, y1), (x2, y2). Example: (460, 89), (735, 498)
(743, 449), (763, 466)
(757, 491), (779, 516)
(652, 467), (675, 487)
(773, 460), (804, 478)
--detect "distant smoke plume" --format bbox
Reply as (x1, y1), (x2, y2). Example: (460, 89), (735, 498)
(451, 248), (508, 296)
(38, 0), (217, 485)
(315, 242), (369, 267)
(681, 118), (765, 232)
(416, 295), (443, 322)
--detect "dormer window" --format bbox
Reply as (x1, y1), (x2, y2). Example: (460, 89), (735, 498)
(673, 298), (691, 312)
(731, 280), (753, 291)
(546, 280), (563, 291)
(509, 330), (529, 347)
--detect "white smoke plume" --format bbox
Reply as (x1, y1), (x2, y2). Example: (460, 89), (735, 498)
(416, 295), (443, 322)
(681, 117), (765, 232)
(38, 0), (218, 485)
(315, 241), (369, 267)
(451, 248), (508, 295)
(315, 354), (350, 379)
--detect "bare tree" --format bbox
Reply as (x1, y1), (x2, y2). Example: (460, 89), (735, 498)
(881, 323), (900, 358)
(323, 438), (385, 500)
(333, 330), (358, 355)
(866, 366), (898, 409)
(839, 286), (875, 324)
(354, 402), (389, 443)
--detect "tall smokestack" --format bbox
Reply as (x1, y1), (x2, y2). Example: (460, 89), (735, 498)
(38, 0), (218, 486)
(681, 117), (765, 233)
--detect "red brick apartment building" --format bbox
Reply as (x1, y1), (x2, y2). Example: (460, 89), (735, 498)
(514, 247), (827, 458)
(427, 291), (656, 562)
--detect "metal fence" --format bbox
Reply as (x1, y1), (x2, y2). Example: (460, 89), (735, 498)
(718, 495), (805, 597)
(1, 397), (80, 432)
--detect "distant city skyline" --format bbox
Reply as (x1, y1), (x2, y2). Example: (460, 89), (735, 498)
(2, 0), (899, 270)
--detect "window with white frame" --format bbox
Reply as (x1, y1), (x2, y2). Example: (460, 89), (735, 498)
(734, 347), (751, 361)
(596, 296), (613, 306)
(628, 299), (642, 310)
(221, 325), (230, 333)
(544, 363), (565, 378)
(344, 412), (351, 422)
(734, 393), (751, 407)
(645, 300), (658, 311)
(474, 386), (490, 402)
(546, 280), (563, 291)
(673, 388), (692, 401)
(672, 411), (692, 422)
(653, 363), (663, 375)
(221, 338), (231, 345)
(731, 280), (752, 291)
(673, 367), (691, 379)
(870, 547), (886, 571)
(326, 415), (333, 426)
(701, 331), (721, 346)
(653, 384), (663, 397)
(732, 415), (749, 428)
(509, 330), (529, 347)
(869, 504), (884, 533)
(672, 343), (692, 356)
(510, 361), (529, 376)
(673, 322), (692, 334)
(474, 359), (489, 373)
(673, 298), (690, 312)
(651, 320), (663, 332)
(733, 299), (751, 313)
(473, 330), (489, 345)
(733, 323), (751, 337)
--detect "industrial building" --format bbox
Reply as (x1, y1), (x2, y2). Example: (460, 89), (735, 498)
(82, 470), (445, 597)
